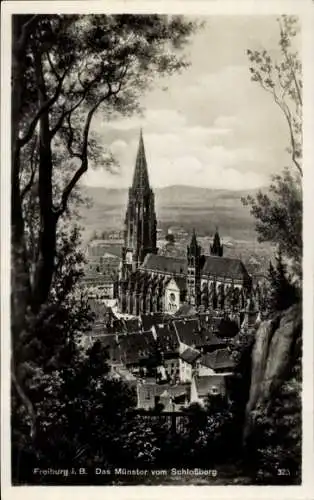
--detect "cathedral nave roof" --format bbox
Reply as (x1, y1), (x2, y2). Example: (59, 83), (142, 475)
(140, 253), (186, 275)
(139, 252), (250, 283)
(201, 255), (250, 281)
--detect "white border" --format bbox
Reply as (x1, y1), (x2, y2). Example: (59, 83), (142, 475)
(1, 2), (314, 500)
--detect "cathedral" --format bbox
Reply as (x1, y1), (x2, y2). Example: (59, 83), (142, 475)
(119, 130), (254, 317)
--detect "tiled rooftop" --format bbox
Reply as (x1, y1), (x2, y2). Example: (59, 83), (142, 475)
(199, 348), (235, 371)
(118, 331), (156, 366)
(140, 312), (166, 331)
(180, 347), (201, 364)
(141, 254), (186, 275)
(201, 255), (250, 281)
(173, 319), (204, 347)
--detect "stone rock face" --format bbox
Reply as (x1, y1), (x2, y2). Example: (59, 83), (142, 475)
(244, 303), (302, 441)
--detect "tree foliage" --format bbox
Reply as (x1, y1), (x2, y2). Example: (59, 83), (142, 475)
(242, 169), (302, 279)
(12, 223), (92, 440)
(12, 340), (139, 484)
(266, 249), (299, 313)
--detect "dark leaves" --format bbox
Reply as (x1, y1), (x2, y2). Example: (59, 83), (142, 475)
(242, 169), (302, 281)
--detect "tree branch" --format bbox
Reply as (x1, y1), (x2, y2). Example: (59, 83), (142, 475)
(45, 50), (62, 82)
(278, 18), (302, 108)
(280, 105), (302, 176)
(15, 15), (38, 54)
(50, 90), (90, 140)
(258, 79), (302, 176)
(54, 61), (130, 217)
(288, 59), (302, 108)
(20, 137), (38, 201)
(18, 67), (68, 150)
(63, 114), (82, 160)
(56, 91), (115, 217)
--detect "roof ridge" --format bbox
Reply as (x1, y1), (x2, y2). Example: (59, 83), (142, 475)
(206, 254), (242, 262)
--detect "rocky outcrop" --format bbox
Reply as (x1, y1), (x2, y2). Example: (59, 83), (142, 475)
(243, 303), (302, 442)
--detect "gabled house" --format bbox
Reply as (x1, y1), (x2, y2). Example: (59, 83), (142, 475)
(118, 331), (157, 374)
(163, 346), (200, 384)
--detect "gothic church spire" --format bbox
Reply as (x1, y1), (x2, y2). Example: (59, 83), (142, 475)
(120, 128), (157, 278)
(132, 129), (150, 191)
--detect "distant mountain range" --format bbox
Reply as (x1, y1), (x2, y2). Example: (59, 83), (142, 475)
(78, 185), (262, 242)
(81, 184), (260, 207)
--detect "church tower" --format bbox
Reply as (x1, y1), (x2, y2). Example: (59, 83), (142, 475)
(186, 230), (202, 306)
(121, 130), (157, 279)
(210, 227), (223, 256)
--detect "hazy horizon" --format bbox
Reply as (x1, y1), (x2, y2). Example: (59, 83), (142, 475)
(83, 183), (262, 193)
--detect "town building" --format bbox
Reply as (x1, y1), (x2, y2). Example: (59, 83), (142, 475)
(81, 270), (118, 300)
(119, 130), (254, 317)
(190, 374), (228, 405)
(136, 381), (191, 412)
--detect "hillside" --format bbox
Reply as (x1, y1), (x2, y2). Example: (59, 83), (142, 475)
(78, 185), (260, 242)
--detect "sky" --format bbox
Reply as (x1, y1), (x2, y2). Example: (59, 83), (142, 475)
(85, 16), (297, 191)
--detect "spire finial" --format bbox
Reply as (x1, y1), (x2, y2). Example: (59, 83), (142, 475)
(187, 228), (201, 259)
(210, 226), (223, 257)
(189, 228), (199, 252)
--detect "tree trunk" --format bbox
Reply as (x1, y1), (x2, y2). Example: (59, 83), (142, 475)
(11, 17), (32, 346)
(31, 50), (58, 311)
(11, 208), (31, 349)
(31, 217), (57, 312)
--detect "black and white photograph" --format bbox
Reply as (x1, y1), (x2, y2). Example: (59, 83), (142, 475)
(2, 1), (314, 496)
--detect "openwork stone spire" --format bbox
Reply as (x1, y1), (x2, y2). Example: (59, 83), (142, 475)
(120, 129), (157, 278)
(132, 129), (150, 192)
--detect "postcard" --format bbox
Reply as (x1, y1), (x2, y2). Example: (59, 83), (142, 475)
(1, 1), (314, 499)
